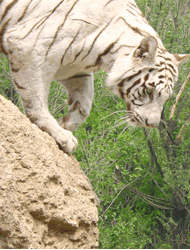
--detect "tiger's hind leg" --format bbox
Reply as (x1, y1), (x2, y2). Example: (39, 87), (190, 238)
(58, 73), (94, 132)
(7, 37), (78, 153)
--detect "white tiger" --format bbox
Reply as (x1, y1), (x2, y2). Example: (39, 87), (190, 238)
(0, 0), (189, 153)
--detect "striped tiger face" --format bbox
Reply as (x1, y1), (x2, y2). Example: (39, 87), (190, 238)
(123, 66), (174, 128)
(107, 36), (189, 128)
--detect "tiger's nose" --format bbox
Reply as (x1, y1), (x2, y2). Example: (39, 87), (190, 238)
(146, 113), (160, 127)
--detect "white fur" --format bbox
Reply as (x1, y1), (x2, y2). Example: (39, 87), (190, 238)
(0, 0), (189, 152)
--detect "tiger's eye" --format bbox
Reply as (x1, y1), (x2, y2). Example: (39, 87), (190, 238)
(147, 89), (152, 95)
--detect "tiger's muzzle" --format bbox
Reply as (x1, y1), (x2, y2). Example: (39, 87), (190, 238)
(127, 102), (162, 128)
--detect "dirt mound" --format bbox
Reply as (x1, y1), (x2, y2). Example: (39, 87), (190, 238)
(0, 95), (99, 249)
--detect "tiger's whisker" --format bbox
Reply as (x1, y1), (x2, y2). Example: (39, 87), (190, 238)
(112, 120), (127, 130)
(100, 110), (127, 120)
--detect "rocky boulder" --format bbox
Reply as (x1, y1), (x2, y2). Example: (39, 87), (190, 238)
(0, 95), (99, 249)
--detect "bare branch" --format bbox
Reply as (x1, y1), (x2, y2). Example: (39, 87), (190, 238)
(170, 72), (190, 120)
(135, 153), (171, 200)
(125, 186), (174, 210)
(140, 196), (173, 210)
(99, 173), (148, 218)
(143, 129), (164, 178)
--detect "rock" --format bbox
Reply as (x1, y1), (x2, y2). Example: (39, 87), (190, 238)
(0, 95), (99, 249)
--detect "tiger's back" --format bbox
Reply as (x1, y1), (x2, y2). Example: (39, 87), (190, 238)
(0, 0), (130, 54)
(0, 0), (189, 153)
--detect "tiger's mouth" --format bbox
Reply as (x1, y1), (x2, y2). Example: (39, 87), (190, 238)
(127, 113), (159, 128)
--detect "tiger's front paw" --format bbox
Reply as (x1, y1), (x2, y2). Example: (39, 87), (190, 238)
(53, 128), (78, 153)
(57, 114), (80, 132)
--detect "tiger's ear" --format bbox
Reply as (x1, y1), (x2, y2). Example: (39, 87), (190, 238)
(173, 54), (190, 67)
(134, 36), (158, 62)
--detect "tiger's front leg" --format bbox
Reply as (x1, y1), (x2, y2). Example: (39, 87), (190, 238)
(7, 39), (78, 153)
(58, 73), (94, 132)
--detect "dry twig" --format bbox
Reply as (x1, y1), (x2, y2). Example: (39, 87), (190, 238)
(170, 72), (190, 120)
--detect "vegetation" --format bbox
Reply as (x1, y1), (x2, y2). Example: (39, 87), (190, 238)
(0, 0), (190, 248)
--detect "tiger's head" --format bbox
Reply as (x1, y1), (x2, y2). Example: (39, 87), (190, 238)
(107, 36), (190, 128)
